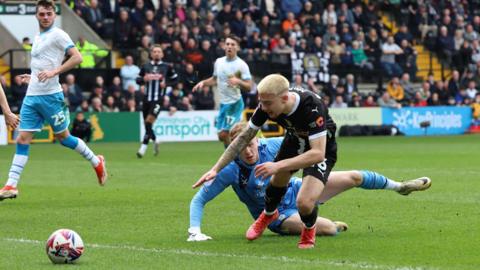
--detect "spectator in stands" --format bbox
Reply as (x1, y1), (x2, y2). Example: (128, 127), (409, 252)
(83, 0), (104, 36)
(381, 36), (403, 78)
(351, 40), (374, 73)
(344, 74), (357, 99)
(194, 85), (214, 110)
(124, 98), (138, 112)
(323, 74), (339, 100)
(412, 91), (428, 107)
(130, 0), (147, 30)
(71, 112), (92, 142)
(65, 74), (84, 111)
(76, 37), (108, 68)
(397, 39), (418, 79)
(230, 10), (246, 40)
(365, 28), (381, 67)
(323, 24), (339, 44)
(394, 25), (414, 45)
(349, 92), (362, 108)
(108, 76), (123, 96)
(281, 0), (303, 17)
(326, 37), (344, 72)
(291, 74), (308, 89)
(378, 92), (401, 109)
(427, 92), (442, 106)
(448, 70), (461, 97)
(338, 3), (354, 26)
(322, 3), (337, 25)
(120, 55), (141, 91)
(466, 81), (478, 99)
(281, 12), (297, 34)
(22, 37), (32, 51)
(330, 95), (348, 108)
(114, 9), (133, 49)
(400, 73), (415, 103)
(89, 84), (105, 103)
(363, 94), (377, 107)
(272, 37), (292, 64)
(436, 26), (454, 66)
(177, 96), (194, 111)
(216, 2), (234, 25)
(104, 96), (120, 112)
(76, 100), (92, 113)
(386, 77), (405, 102)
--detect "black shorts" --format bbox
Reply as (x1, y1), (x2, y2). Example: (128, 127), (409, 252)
(142, 101), (162, 118)
(274, 132), (337, 184)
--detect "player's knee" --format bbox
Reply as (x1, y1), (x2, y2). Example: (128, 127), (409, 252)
(218, 131), (229, 142)
(351, 170), (363, 186)
(16, 133), (31, 144)
(296, 197), (316, 215)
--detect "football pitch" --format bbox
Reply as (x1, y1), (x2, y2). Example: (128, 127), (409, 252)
(0, 135), (479, 270)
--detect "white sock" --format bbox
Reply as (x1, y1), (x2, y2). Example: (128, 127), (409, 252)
(6, 154), (29, 187)
(385, 179), (402, 191)
(138, 144), (147, 155)
(74, 139), (100, 167)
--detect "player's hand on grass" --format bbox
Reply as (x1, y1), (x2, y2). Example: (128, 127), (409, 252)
(192, 169), (217, 188)
(37, 70), (57, 82)
(254, 162), (279, 179)
(19, 74), (31, 84)
(187, 228), (212, 242)
(192, 81), (203, 92)
(4, 112), (19, 129)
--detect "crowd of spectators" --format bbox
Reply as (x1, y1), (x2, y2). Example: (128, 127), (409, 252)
(3, 0), (480, 125)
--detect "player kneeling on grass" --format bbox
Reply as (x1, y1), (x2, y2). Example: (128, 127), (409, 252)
(188, 123), (431, 241)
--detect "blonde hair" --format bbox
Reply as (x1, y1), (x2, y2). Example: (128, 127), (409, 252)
(257, 74), (289, 95)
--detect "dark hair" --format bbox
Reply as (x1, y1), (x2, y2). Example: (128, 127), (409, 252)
(225, 34), (241, 46)
(36, 0), (55, 12)
(150, 44), (162, 51)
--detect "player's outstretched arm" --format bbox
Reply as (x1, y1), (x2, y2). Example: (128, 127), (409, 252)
(192, 127), (258, 188)
(188, 175), (231, 241)
(0, 84), (19, 129)
(37, 47), (82, 82)
(192, 76), (216, 92)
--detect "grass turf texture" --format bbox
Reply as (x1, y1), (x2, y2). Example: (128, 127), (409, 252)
(0, 135), (479, 270)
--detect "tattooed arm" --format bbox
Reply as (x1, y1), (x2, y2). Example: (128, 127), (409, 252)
(192, 127), (258, 188)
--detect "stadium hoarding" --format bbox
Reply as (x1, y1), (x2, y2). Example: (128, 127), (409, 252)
(381, 106), (472, 136)
(329, 107), (382, 134)
(153, 111), (217, 142)
(0, 115), (7, 145)
(71, 112), (141, 142)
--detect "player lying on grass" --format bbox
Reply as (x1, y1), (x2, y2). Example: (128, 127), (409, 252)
(188, 123), (431, 241)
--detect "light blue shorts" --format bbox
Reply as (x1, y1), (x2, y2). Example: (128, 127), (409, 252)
(215, 99), (244, 132)
(268, 178), (302, 235)
(19, 92), (70, 134)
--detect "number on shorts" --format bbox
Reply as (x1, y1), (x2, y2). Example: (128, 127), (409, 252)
(153, 104), (161, 115)
(225, 115), (235, 126)
(51, 111), (66, 127)
(297, 138), (306, 154)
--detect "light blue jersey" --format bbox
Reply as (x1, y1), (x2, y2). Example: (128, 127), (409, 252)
(213, 56), (252, 105)
(190, 137), (303, 234)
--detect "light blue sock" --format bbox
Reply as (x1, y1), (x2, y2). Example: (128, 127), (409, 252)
(60, 135), (79, 149)
(6, 143), (30, 187)
(360, 170), (400, 190)
(61, 135), (99, 167)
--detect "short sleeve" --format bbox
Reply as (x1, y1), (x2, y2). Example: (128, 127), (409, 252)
(240, 61), (252, 80)
(304, 103), (327, 141)
(55, 30), (75, 54)
(212, 59), (219, 77)
(248, 106), (268, 129)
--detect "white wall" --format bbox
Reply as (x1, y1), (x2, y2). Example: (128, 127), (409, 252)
(0, 15), (62, 42)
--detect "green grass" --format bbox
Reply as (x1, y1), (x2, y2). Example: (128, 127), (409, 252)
(0, 135), (479, 269)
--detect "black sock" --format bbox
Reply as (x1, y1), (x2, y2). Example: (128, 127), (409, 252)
(143, 123), (153, 144)
(142, 134), (150, 145)
(300, 205), (318, 228)
(264, 184), (287, 213)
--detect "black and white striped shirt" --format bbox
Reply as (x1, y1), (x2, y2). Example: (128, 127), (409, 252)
(139, 61), (178, 102)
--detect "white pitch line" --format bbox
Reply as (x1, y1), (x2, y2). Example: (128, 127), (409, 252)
(2, 238), (438, 270)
